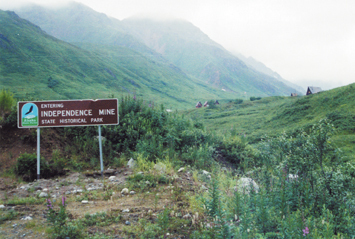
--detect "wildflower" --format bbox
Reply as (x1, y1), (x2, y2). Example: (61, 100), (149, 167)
(47, 199), (53, 210)
(62, 196), (66, 207)
(303, 227), (309, 236)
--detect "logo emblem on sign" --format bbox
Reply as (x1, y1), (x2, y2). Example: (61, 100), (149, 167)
(22, 103), (38, 127)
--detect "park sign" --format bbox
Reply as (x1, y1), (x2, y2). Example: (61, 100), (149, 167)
(18, 99), (118, 128)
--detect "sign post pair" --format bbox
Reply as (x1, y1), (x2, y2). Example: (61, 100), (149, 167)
(18, 99), (119, 179)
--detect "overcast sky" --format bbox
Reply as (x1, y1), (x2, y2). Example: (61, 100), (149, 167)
(1, 0), (355, 90)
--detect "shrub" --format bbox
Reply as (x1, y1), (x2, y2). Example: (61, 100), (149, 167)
(235, 99), (243, 104)
(46, 197), (83, 239)
(1, 105), (17, 128)
(0, 89), (15, 122)
(15, 153), (51, 181)
(250, 96), (262, 101)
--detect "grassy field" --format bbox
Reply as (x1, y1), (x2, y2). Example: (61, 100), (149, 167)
(184, 83), (355, 161)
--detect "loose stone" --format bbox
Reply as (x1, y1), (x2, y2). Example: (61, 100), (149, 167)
(39, 192), (48, 198)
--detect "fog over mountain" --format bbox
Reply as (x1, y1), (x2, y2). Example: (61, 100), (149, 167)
(1, 0), (354, 91)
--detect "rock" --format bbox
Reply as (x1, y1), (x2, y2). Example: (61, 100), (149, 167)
(201, 185), (208, 191)
(125, 221), (131, 225)
(288, 174), (299, 181)
(103, 169), (115, 175)
(65, 191), (71, 195)
(108, 176), (116, 182)
(202, 170), (210, 175)
(34, 186), (42, 190)
(235, 177), (259, 194)
(94, 136), (106, 142)
(129, 191), (135, 195)
(43, 188), (48, 192)
(178, 167), (185, 173)
(0, 205), (5, 209)
(122, 209), (130, 213)
(145, 181), (150, 184)
(137, 171), (143, 175)
(127, 158), (136, 168)
(81, 200), (89, 204)
(38, 192), (48, 198)
(183, 213), (191, 219)
(154, 162), (166, 173)
(21, 216), (33, 220)
(51, 195), (57, 198)
(221, 167), (228, 171)
(121, 188), (129, 194)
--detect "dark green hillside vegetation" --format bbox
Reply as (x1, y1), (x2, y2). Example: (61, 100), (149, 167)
(185, 83), (355, 161)
(0, 10), (231, 109)
(2, 95), (355, 237)
(49, 96), (252, 170)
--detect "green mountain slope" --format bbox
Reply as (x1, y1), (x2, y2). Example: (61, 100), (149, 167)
(0, 10), (232, 108)
(123, 18), (302, 97)
(16, 2), (300, 97)
(184, 83), (355, 161)
(233, 52), (305, 94)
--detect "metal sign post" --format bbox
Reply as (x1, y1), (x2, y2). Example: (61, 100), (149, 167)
(98, 125), (104, 178)
(37, 127), (40, 180)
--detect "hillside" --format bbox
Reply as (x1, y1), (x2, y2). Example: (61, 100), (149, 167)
(233, 52), (305, 94)
(184, 83), (355, 161)
(123, 17), (302, 97)
(15, 2), (301, 98)
(0, 10), (233, 109)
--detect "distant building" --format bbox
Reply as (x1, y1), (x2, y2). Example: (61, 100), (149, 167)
(196, 101), (202, 108)
(291, 93), (298, 97)
(215, 100), (220, 104)
(306, 86), (322, 95)
(203, 101), (209, 107)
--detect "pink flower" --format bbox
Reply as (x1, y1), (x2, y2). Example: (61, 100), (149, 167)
(62, 196), (66, 207)
(303, 227), (309, 236)
(47, 199), (53, 210)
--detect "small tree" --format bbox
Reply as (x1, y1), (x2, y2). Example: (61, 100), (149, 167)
(0, 89), (15, 122)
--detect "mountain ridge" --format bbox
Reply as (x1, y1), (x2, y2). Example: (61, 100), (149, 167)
(14, 1), (303, 97)
(0, 9), (233, 109)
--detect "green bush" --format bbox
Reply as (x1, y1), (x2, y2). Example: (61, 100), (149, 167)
(0, 89), (15, 122)
(235, 99), (243, 104)
(1, 105), (17, 128)
(250, 96), (262, 101)
(15, 153), (51, 181)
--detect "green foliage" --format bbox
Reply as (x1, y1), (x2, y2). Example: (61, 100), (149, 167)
(6, 196), (44, 205)
(192, 120), (355, 238)
(0, 89), (15, 122)
(1, 105), (17, 128)
(47, 76), (59, 88)
(0, 209), (18, 224)
(46, 197), (83, 239)
(15, 153), (50, 181)
(81, 211), (121, 227)
(234, 99), (243, 104)
(250, 96), (262, 101)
